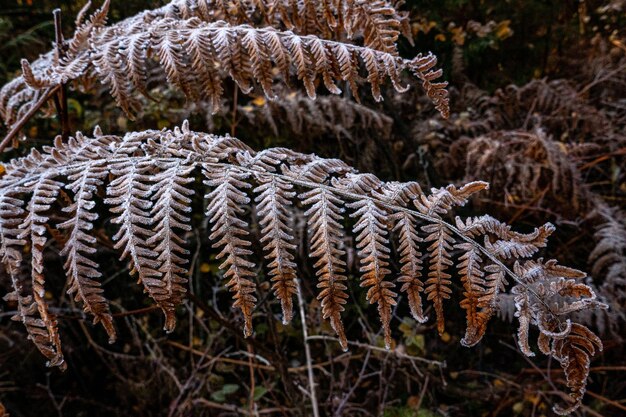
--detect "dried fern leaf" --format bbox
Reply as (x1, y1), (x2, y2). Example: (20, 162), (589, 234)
(551, 323), (603, 415)
(456, 243), (487, 347)
(415, 182), (489, 217)
(15, 175), (65, 368)
(211, 89), (394, 144)
(301, 187), (349, 350)
(254, 175), (298, 324)
(348, 199), (396, 348)
(1, 189), (64, 369)
(58, 161), (116, 342)
(162, 0), (410, 54)
(90, 18), (447, 114)
(0, 124), (605, 413)
(423, 222), (454, 335)
(204, 166), (257, 337)
(374, 181), (428, 323)
(1, 4), (448, 129)
(146, 160), (195, 332)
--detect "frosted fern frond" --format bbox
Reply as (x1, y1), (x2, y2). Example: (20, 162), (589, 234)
(0, 0), (448, 129)
(254, 176), (298, 324)
(57, 161), (116, 342)
(147, 161), (195, 332)
(204, 166), (257, 337)
(301, 187), (350, 349)
(87, 18), (447, 116)
(0, 123), (605, 414)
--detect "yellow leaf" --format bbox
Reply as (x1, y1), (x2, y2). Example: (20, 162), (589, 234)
(524, 392), (541, 406)
(495, 20), (513, 40)
(252, 96), (267, 106)
(200, 263), (211, 273)
(440, 332), (451, 342)
(449, 26), (466, 46)
(512, 401), (524, 414)
(0, 164), (5, 176)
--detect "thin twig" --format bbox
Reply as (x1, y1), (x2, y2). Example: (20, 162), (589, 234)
(166, 340), (360, 373)
(585, 390), (626, 413)
(307, 335), (445, 368)
(0, 85), (60, 153)
(247, 342), (258, 417)
(53, 9), (70, 141)
(193, 398), (295, 415)
(295, 278), (320, 417)
(334, 350), (372, 417)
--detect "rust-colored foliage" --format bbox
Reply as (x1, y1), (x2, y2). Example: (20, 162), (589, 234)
(0, 122), (606, 413)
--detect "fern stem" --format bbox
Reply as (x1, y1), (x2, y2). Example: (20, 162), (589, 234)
(0, 85), (60, 154)
(295, 278), (320, 417)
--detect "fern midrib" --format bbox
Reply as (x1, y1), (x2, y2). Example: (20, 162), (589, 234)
(319, 189), (341, 298)
(155, 168), (178, 298)
(266, 179), (289, 279)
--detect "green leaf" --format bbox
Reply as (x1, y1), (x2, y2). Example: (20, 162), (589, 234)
(253, 386), (268, 401)
(210, 384), (239, 402)
(222, 384), (239, 395)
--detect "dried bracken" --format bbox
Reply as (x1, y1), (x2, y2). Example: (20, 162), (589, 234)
(445, 129), (585, 220)
(219, 91), (394, 141)
(0, 122), (605, 414)
(0, 0), (448, 131)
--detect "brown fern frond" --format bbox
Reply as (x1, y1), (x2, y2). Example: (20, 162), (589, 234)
(423, 222), (454, 335)
(509, 258), (606, 412)
(57, 161), (116, 342)
(1, 188), (64, 369)
(456, 243), (486, 347)
(204, 166), (257, 337)
(301, 187), (349, 350)
(90, 18), (446, 112)
(254, 175), (298, 324)
(415, 181), (489, 217)
(551, 323), (603, 415)
(446, 129), (584, 219)
(348, 199), (396, 348)
(0, 124), (605, 413)
(380, 181), (427, 323)
(220, 91), (394, 143)
(0, 3), (448, 130)
(15, 175), (65, 368)
(173, 0), (411, 53)
(105, 159), (165, 321)
(146, 161), (195, 332)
